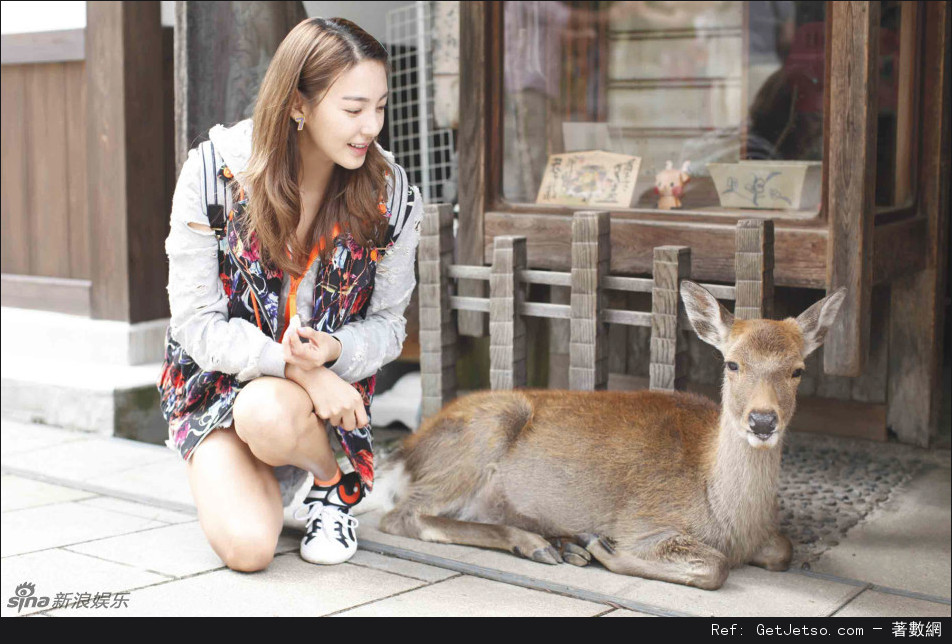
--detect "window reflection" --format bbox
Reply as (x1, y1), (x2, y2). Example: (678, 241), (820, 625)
(502, 1), (827, 214)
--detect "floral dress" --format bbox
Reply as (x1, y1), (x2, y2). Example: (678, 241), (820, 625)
(158, 156), (409, 493)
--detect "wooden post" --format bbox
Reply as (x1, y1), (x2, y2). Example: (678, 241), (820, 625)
(734, 219), (775, 320)
(87, 1), (167, 322)
(569, 211), (610, 390)
(173, 1), (307, 172)
(650, 246), (691, 391)
(824, 1), (880, 376)
(457, 1), (490, 337)
(418, 203), (457, 420)
(489, 236), (527, 389)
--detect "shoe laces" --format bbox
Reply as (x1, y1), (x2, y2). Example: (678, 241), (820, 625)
(294, 501), (359, 536)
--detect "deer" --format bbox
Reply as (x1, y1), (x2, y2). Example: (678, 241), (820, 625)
(376, 281), (846, 590)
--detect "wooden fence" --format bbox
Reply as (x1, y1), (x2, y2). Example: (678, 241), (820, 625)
(418, 204), (775, 419)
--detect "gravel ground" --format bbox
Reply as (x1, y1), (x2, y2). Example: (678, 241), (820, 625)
(779, 439), (925, 566)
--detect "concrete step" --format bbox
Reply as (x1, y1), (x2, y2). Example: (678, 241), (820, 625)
(1, 358), (167, 443)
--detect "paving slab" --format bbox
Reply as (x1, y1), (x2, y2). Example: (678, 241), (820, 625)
(1, 548), (168, 617)
(835, 590), (951, 617)
(0, 419), (91, 457)
(1, 474), (96, 511)
(65, 521), (298, 578)
(357, 509), (864, 617)
(75, 496), (196, 524)
(813, 466), (951, 599)
(82, 456), (193, 507)
(3, 433), (169, 482)
(334, 574), (607, 617)
(348, 549), (460, 583)
(47, 552), (425, 616)
(1, 499), (166, 557)
(610, 565), (864, 617)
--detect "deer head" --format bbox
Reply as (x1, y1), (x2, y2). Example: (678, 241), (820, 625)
(680, 281), (846, 450)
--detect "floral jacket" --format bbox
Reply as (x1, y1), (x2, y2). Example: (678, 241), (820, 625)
(157, 119), (423, 492)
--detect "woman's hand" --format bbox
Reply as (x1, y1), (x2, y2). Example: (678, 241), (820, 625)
(282, 315), (342, 371)
(285, 363), (369, 432)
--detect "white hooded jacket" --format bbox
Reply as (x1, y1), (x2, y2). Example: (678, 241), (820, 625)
(164, 118), (424, 384)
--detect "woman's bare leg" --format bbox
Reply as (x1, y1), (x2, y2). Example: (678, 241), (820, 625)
(231, 376), (339, 481)
(186, 425), (284, 572)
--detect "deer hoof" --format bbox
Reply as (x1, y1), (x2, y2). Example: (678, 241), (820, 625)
(562, 542), (592, 567)
(514, 544), (562, 565)
(534, 545), (564, 565)
(547, 537), (592, 566)
(576, 533), (616, 555)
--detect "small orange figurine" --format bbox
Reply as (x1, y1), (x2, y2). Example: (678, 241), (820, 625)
(654, 160), (691, 210)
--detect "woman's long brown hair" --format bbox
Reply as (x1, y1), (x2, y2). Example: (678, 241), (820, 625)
(240, 17), (390, 276)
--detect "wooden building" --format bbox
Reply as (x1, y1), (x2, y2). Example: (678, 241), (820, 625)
(454, 1), (949, 447)
(1, 1), (948, 447)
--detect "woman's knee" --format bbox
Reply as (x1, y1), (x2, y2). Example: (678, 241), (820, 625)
(233, 377), (312, 446)
(213, 526), (278, 572)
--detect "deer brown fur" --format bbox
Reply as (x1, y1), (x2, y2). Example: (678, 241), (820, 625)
(378, 281), (846, 590)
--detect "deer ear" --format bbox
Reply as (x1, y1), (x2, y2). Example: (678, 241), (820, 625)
(680, 280), (734, 351)
(794, 288), (847, 357)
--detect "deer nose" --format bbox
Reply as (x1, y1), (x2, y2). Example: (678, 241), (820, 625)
(748, 411), (778, 436)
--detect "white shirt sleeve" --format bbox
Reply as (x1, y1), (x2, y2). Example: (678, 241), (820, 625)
(165, 147), (286, 381)
(328, 186), (424, 383)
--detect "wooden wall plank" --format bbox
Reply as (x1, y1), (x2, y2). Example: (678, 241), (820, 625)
(2, 62), (90, 282)
(0, 274), (90, 316)
(27, 62), (71, 278)
(1, 65), (30, 275)
(1, 29), (85, 64)
(824, 1), (879, 376)
(65, 61), (89, 280)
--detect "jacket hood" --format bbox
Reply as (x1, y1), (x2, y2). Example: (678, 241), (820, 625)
(208, 118), (254, 176)
(207, 118), (396, 178)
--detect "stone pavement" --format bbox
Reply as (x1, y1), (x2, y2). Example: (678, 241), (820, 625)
(1, 419), (949, 617)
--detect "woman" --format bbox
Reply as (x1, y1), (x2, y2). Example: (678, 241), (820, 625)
(157, 17), (423, 572)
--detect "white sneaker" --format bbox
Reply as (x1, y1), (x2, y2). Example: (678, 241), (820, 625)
(294, 471), (363, 565)
(296, 502), (359, 565)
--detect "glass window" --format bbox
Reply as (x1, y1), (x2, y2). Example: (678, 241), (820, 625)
(502, 1), (827, 215)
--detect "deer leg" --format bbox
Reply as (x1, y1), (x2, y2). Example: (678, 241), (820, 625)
(379, 510), (563, 564)
(576, 533), (730, 590)
(749, 531), (792, 571)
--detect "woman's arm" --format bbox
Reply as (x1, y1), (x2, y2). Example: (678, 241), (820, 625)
(326, 185), (424, 383)
(165, 147), (286, 381)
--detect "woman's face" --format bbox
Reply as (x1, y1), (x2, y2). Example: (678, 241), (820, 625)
(299, 59), (388, 171)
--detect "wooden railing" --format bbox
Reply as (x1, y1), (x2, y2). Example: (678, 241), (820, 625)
(418, 204), (775, 419)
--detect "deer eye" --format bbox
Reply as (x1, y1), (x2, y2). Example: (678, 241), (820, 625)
(792, 368), (804, 378)
(726, 361), (739, 372)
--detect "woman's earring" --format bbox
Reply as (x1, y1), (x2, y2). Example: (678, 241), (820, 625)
(295, 117), (305, 131)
